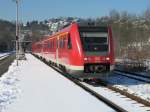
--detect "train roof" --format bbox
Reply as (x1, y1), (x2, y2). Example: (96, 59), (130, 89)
(32, 22), (109, 45)
(77, 22), (108, 27)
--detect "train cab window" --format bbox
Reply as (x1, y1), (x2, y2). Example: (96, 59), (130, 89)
(67, 36), (72, 49)
(79, 27), (108, 52)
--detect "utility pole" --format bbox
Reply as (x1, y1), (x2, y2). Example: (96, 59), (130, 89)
(13, 0), (25, 66)
(13, 0), (22, 66)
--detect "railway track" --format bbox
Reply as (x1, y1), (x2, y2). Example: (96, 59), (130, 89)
(114, 69), (150, 83)
(94, 77), (150, 107)
(34, 54), (150, 112)
(0, 53), (15, 76)
(0, 53), (10, 60)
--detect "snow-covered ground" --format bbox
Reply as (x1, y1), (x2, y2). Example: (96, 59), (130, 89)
(1, 54), (115, 112)
(0, 60), (20, 111)
(0, 53), (10, 57)
(0, 52), (11, 60)
(104, 73), (150, 102)
(82, 82), (150, 112)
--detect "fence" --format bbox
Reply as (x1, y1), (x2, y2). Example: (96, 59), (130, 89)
(115, 58), (150, 71)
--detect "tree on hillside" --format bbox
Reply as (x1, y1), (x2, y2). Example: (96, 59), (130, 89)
(0, 19), (15, 52)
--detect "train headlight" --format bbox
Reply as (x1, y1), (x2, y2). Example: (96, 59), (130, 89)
(106, 57), (110, 61)
(84, 58), (88, 61)
(84, 57), (91, 61)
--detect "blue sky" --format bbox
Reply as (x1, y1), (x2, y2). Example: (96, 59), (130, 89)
(0, 0), (150, 22)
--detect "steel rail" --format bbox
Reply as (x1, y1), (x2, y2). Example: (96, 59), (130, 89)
(115, 69), (150, 79)
(114, 70), (150, 83)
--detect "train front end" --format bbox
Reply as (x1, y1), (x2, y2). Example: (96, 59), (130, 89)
(78, 24), (115, 78)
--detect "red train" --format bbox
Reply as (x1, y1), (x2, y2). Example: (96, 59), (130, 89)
(32, 22), (115, 79)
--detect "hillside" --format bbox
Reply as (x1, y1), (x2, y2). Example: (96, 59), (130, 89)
(0, 10), (150, 59)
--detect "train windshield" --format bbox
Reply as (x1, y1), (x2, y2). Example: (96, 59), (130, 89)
(79, 26), (109, 55)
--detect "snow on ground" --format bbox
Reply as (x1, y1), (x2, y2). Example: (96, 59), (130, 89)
(0, 53), (6, 57)
(0, 53), (10, 57)
(82, 82), (150, 112)
(2, 54), (115, 112)
(104, 73), (150, 102)
(0, 52), (12, 60)
(0, 60), (21, 111)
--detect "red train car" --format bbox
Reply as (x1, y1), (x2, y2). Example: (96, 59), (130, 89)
(32, 22), (115, 79)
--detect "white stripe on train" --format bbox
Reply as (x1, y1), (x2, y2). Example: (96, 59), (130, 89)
(35, 53), (84, 71)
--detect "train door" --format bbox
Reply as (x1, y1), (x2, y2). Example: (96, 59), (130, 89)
(67, 34), (72, 64)
(56, 36), (59, 66)
(41, 41), (44, 57)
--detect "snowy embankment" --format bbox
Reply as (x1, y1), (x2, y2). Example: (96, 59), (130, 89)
(104, 74), (150, 102)
(0, 53), (7, 57)
(114, 58), (150, 100)
(0, 60), (20, 111)
(0, 53), (11, 57)
(0, 53), (11, 60)
(2, 54), (114, 112)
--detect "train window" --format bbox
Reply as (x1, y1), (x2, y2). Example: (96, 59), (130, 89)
(48, 41), (50, 48)
(63, 38), (66, 48)
(53, 40), (55, 49)
(62, 40), (63, 48)
(44, 42), (46, 48)
(53, 40), (54, 48)
(80, 31), (108, 52)
(50, 41), (52, 48)
(59, 40), (61, 48)
(61, 38), (63, 49)
(59, 39), (61, 48)
(67, 36), (72, 49)
(56, 39), (59, 48)
(50, 41), (51, 48)
(59, 38), (65, 49)
(51, 40), (53, 49)
(59, 39), (63, 48)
